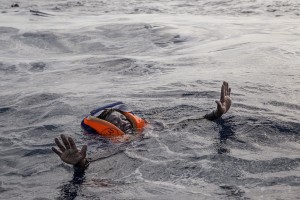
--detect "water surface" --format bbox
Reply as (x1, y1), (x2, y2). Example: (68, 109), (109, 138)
(0, 1), (299, 199)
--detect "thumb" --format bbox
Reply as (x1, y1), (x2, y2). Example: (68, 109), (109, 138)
(215, 100), (224, 116)
(81, 145), (87, 159)
(215, 100), (222, 110)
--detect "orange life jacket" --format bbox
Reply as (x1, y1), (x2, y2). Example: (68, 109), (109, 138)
(81, 102), (147, 141)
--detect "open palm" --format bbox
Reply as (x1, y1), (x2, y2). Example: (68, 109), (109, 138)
(52, 134), (87, 165)
(215, 81), (232, 117)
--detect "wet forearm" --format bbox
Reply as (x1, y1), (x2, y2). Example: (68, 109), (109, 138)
(204, 110), (221, 121)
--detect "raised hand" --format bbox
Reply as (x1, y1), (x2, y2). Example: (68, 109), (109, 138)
(215, 81), (232, 117)
(52, 134), (87, 167)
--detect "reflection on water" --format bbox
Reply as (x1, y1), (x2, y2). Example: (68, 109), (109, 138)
(58, 171), (86, 200)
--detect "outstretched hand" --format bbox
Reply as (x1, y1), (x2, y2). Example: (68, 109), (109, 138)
(52, 134), (87, 167)
(215, 81), (232, 117)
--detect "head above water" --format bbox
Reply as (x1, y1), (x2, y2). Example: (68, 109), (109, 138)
(101, 110), (134, 134)
(82, 102), (147, 140)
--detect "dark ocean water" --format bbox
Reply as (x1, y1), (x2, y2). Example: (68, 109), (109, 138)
(0, 1), (299, 199)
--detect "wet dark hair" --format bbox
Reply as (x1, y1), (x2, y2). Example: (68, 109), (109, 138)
(97, 109), (114, 119)
(99, 109), (134, 134)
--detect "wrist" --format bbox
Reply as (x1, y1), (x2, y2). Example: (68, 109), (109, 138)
(214, 110), (222, 118)
(74, 158), (87, 169)
(204, 110), (221, 121)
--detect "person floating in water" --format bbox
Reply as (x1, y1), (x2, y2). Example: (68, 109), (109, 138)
(52, 81), (232, 171)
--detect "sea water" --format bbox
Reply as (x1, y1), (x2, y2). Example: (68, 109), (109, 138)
(0, 0), (299, 199)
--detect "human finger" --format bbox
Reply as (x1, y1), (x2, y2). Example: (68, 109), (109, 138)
(68, 137), (77, 149)
(224, 81), (228, 96)
(55, 138), (66, 152)
(216, 100), (222, 110)
(220, 83), (225, 102)
(216, 100), (222, 108)
(228, 88), (231, 96)
(81, 145), (87, 159)
(61, 134), (70, 149)
(52, 147), (62, 157)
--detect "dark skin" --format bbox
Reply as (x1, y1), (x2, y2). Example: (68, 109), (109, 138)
(215, 81), (231, 117)
(52, 134), (88, 169)
(52, 81), (232, 170)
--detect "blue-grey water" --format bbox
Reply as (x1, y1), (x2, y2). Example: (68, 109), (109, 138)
(0, 1), (299, 199)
